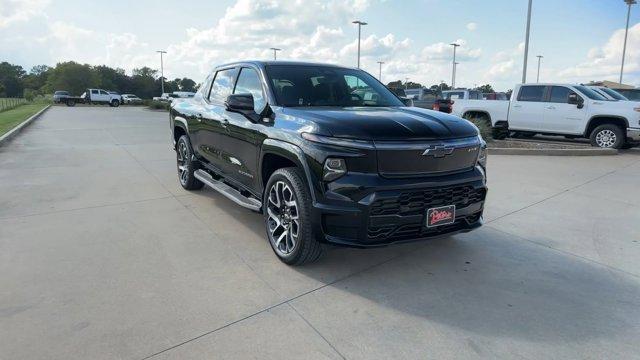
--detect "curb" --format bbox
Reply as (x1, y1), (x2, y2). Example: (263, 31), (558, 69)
(488, 147), (618, 156)
(0, 104), (51, 147)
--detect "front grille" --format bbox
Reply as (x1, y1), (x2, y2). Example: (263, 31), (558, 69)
(370, 185), (486, 216)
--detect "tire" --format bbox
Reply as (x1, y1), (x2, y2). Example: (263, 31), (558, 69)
(66, 99), (76, 107)
(590, 124), (625, 149)
(176, 135), (204, 190)
(264, 167), (323, 265)
(110, 100), (120, 107)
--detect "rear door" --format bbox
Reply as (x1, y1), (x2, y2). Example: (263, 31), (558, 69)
(508, 85), (547, 131)
(544, 86), (586, 133)
(198, 67), (238, 174)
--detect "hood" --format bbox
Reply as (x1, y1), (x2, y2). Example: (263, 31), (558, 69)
(279, 106), (478, 140)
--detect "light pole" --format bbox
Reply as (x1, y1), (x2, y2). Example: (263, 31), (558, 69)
(352, 20), (368, 68)
(269, 47), (281, 60)
(449, 43), (460, 87)
(405, 77), (409, 90)
(156, 50), (166, 95)
(377, 61), (385, 82)
(454, 62), (459, 88)
(620, 0), (636, 83)
(522, 0), (533, 83)
(536, 55), (543, 83)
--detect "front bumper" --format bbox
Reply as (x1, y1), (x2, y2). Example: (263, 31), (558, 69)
(627, 128), (640, 142)
(312, 167), (487, 247)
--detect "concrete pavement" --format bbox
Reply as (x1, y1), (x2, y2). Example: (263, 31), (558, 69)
(1, 106), (639, 359)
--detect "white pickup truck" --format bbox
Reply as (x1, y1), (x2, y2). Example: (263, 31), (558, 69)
(451, 83), (640, 148)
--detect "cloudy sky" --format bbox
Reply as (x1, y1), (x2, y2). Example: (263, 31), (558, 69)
(1, 0), (639, 91)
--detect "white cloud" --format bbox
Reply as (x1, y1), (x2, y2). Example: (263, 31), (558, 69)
(0, 0), (49, 28)
(466, 22), (477, 31)
(558, 23), (640, 84)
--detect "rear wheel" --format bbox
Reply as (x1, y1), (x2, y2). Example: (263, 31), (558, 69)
(264, 168), (322, 265)
(66, 99), (75, 107)
(590, 124), (625, 149)
(176, 135), (204, 190)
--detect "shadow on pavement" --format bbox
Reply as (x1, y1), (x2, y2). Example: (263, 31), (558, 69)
(188, 187), (640, 344)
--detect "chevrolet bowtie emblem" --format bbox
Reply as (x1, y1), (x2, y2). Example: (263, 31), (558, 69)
(422, 145), (455, 158)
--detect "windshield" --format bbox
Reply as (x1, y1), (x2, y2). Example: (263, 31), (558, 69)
(600, 87), (628, 101)
(574, 85), (608, 100)
(265, 65), (404, 107)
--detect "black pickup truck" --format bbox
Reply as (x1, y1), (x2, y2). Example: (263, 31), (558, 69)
(170, 61), (487, 265)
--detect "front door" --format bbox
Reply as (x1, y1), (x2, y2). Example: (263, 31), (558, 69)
(508, 85), (547, 131)
(220, 67), (268, 191)
(544, 86), (586, 134)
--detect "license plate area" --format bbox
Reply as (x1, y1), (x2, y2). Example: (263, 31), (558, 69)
(426, 205), (456, 227)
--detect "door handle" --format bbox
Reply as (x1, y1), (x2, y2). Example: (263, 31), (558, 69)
(513, 105), (522, 108)
(546, 106), (556, 110)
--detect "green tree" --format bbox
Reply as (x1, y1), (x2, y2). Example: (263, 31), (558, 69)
(475, 84), (494, 93)
(178, 77), (196, 92)
(0, 62), (26, 97)
(131, 67), (158, 99)
(23, 65), (52, 94)
(46, 62), (99, 95)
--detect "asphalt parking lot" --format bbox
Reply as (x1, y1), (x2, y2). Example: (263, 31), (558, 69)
(1, 106), (639, 359)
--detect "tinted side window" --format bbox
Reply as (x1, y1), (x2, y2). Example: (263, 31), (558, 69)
(549, 86), (572, 103)
(209, 68), (237, 102)
(234, 68), (266, 112)
(443, 91), (465, 100)
(517, 86), (545, 102)
(469, 91), (481, 100)
(91, 89), (99, 94)
(100, 90), (108, 95)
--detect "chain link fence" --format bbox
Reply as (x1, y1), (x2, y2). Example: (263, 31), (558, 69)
(0, 98), (27, 112)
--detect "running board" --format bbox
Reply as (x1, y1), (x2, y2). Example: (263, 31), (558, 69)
(194, 169), (262, 212)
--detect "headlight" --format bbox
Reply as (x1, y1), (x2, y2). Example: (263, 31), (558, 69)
(477, 137), (487, 168)
(323, 158), (347, 181)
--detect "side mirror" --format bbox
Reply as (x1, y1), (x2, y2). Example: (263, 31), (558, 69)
(225, 93), (254, 112)
(568, 93), (584, 108)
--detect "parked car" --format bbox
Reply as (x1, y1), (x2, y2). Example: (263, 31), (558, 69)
(589, 86), (637, 102)
(60, 88), (122, 107)
(153, 93), (177, 102)
(173, 91), (196, 98)
(53, 90), (70, 104)
(170, 61), (488, 265)
(451, 83), (640, 148)
(615, 88), (640, 101)
(122, 94), (143, 104)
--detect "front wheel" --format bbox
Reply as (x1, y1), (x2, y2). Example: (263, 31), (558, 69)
(110, 100), (120, 107)
(590, 124), (625, 149)
(264, 168), (323, 265)
(176, 135), (204, 190)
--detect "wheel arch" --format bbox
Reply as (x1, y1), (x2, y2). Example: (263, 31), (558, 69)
(260, 139), (318, 204)
(584, 116), (628, 137)
(173, 116), (189, 149)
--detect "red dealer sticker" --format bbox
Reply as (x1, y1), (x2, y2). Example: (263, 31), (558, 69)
(426, 205), (456, 227)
